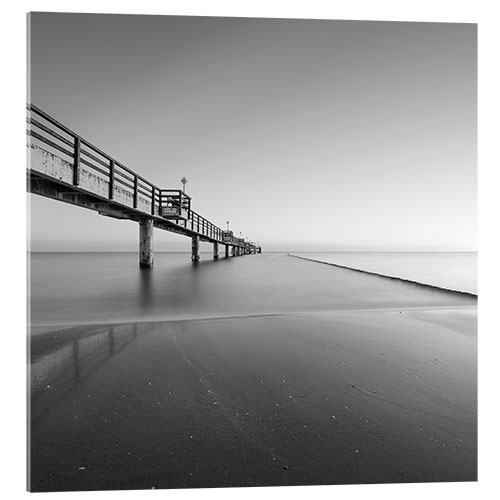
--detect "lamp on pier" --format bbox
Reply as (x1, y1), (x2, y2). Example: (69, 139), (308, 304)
(226, 220), (229, 230)
(181, 177), (188, 193)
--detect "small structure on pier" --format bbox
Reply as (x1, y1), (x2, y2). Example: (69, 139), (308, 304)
(160, 190), (191, 220)
(222, 230), (234, 243)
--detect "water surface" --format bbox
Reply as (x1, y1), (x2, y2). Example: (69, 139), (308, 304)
(29, 252), (476, 327)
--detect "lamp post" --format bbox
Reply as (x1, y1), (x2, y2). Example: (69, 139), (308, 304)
(181, 177), (188, 193)
(226, 220), (229, 231)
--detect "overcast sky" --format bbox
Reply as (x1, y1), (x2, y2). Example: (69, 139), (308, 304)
(28, 13), (476, 251)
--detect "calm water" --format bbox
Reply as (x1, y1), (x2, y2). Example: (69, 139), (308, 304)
(28, 251), (476, 327)
(294, 252), (477, 294)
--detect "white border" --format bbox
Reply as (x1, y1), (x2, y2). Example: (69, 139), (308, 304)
(3, 1), (498, 499)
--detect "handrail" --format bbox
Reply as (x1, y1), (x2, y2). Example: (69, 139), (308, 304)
(27, 104), (161, 192)
(27, 104), (254, 248)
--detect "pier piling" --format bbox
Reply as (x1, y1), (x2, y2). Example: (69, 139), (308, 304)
(191, 235), (200, 262)
(139, 219), (154, 268)
(213, 242), (219, 260)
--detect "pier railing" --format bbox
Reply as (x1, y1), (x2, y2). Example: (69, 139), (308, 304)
(26, 104), (251, 248)
(27, 104), (163, 215)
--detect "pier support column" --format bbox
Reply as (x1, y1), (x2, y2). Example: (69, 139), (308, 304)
(213, 242), (219, 260)
(139, 219), (154, 268)
(225, 245), (229, 258)
(191, 235), (200, 262)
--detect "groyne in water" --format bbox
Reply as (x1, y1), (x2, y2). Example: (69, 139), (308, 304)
(287, 254), (478, 298)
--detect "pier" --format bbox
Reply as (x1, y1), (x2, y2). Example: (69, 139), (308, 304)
(26, 104), (261, 267)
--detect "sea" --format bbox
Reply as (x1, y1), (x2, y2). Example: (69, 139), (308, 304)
(28, 251), (477, 327)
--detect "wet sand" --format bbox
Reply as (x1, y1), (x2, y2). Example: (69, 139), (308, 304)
(29, 304), (476, 491)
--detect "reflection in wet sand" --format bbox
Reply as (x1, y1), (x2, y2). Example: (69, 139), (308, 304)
(29, 307), (476, 492)
(30, 323), (156, 424)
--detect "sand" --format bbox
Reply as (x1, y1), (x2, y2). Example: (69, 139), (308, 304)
(29, 304), (476, 491)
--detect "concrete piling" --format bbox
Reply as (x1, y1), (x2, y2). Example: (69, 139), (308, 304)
(191, 235), (200, 262)
(225, 245), (229, 258)
(213, 242), (219, 260)
(139, 219), (154, 268)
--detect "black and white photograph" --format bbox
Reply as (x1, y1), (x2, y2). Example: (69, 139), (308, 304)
(16, 2), (494, 497)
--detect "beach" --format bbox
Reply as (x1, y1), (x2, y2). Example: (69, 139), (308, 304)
(28, 253), (477, 491)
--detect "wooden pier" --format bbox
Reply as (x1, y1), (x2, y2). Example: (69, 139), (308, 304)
(26, 105), (261, 266)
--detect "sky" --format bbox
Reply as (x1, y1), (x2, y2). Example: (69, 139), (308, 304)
(28, 13), (477, 252)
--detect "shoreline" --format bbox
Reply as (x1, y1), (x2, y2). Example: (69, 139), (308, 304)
(29, 303), (477, 332)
